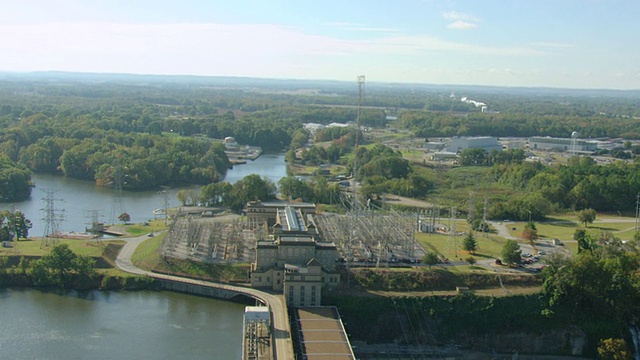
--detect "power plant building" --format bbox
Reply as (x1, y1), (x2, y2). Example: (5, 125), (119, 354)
(248, 201), (340, 307)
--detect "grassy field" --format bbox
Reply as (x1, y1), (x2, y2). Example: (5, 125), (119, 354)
(107, 219), (168, 237)
(506, 213), (637, 242)
(289, 163), (349, 177)
(131, 234), (164, 270)
(416, 219), (507, 262)
(0, 238), (124, 258)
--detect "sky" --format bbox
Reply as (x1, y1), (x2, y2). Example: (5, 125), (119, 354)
(0, 0), (638, 90)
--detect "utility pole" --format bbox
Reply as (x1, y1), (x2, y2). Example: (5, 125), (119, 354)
(161, 190), (170, 225)
(482, 197), (488, 238)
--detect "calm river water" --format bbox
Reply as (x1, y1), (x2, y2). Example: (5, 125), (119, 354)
(0, 153), (287, 237)
(0, 153), (287, 360)
(0, 289), (245, 360)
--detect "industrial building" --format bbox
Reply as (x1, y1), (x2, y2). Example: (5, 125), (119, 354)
(529, 136), (598, 152)
(248, 201), (340, 307)
(446, 136), (503, 153)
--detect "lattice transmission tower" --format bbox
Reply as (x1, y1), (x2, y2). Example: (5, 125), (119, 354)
(85, 209), (103, 238)
(346, 75), (365, 289)
(109, 160), (126, 225)
(41, 189), (64, 248)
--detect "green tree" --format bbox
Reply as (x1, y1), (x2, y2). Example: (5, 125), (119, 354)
(227, 174), (277, 211)
(501, 240), (522, 266)
(462, 232), (477, 254)
(0, 210), (31, 241)
(37, 243), (94, 288)
(542, 246), (640, 323)
(43, 243), (77, 287)
(521, 221), (538, 244)
(11, 210), (32, 239)
(577, 208), (597, 227)
(459, 148), (487, 166)
(176, 189), (189, 205)
(289, 128), (309, 150)
(278, 176), (313, 201)
(465, 256), (476, 265)
(200, 182), (232, 206)
(422, 252), (440, 268)
(0, 155), (32, 202)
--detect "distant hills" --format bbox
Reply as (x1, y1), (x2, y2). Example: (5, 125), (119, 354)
(0, 70), (639, 98)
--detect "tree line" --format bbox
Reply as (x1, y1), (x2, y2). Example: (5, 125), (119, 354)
(399, 110), (640, 139)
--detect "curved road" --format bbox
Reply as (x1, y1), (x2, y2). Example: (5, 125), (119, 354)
(114, 233), (293, 360)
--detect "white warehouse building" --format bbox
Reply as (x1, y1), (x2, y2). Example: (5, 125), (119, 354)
(529, 136), (598, 152)
(446, 136), (503, 153)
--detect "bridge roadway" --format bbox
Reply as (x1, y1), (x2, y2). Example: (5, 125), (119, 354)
(115, 233), (294, 360)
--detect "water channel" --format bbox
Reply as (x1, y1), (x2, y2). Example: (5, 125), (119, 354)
(0, 153), (287, 359)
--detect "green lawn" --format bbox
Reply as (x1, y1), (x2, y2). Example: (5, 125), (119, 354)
(507, 214), (637, 242)
(131, 234), (164, 270)
(1, 238), (124, 258)
(416, 221), (506, 261)
(122, 220), (168, 236)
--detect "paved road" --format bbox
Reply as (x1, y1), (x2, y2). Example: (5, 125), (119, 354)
(115, 233), (154, 275)
(114, 232), (293, 360)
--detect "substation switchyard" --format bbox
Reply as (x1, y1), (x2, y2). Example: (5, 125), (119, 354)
(313, 208), (425, 265)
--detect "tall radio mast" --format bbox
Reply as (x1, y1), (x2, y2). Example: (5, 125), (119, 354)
(352, 75), (365, 209)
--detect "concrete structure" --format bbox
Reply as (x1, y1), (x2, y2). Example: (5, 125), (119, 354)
(250, 203), (340, 307)
(446, 136), (502, 153)
(529, 136), (598, 152)
(431, 151), (458, 161)
(423, 141), (446, 151)
(243, 306), (271, 360)
(293, 307), (356, 360)
(246, 201), (317, 229)
(284, 259), (331, 307)
(224, 136), (238, 147)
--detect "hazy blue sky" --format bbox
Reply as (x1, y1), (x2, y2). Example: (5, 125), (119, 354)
(1, 0), (638, 89)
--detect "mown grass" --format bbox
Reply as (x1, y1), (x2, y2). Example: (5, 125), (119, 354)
(0, 238), (124, 258)
(416, 220), (506, 261)
(507, 214), (636, 242)
(131, 234), (164, 270)
(289, 163), (349, 177)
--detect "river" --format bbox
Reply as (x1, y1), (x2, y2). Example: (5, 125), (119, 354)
(0, 153), (287, 237)
(0, 288), (245, 360)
